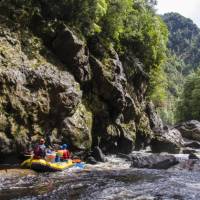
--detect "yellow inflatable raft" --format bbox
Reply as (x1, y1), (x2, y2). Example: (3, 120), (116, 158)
(21, 158), (74, 172)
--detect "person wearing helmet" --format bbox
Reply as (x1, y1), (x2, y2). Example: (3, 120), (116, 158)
(61, 144), (71, 160)
(33, 138), (46, 159)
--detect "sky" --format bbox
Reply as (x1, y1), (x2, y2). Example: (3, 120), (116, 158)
(156, 0), (200, 27)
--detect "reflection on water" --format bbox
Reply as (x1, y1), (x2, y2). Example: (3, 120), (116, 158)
(0, 155), (200, 200)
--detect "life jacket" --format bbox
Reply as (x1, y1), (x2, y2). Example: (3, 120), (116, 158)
(62, 149), (71, 160)
(56, 149), (71, 161)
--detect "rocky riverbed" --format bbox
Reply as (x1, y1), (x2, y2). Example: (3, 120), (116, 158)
(2, 120), (200, 199)
(1, 154), (200, 200)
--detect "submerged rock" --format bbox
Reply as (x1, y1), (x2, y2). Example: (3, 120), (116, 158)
(189, 152), (200, 160)
(182, 148), (198, 154)
(91, 146), (106, 162)
(184, 140), (200, 149)
(170, 160), (200, 171)
(0, 169), (36, 178)
(84, 146), (106, 164)
(86, 156), (98, 165)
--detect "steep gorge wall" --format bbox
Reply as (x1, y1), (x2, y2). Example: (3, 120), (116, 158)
(0, 4), (154, 159)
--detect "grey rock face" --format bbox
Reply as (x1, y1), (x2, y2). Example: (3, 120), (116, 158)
(0, 66), (93, 155)
(51, 30), (155, 155)
(52, 27), (91, 82)
(0, 66), (81, 117)
(189, 153), (200, 159)
(88, 54), (138, 154)
(90, 55), (130, 117)
(146, 101), (163, 131)
(0, 18), (156, 158)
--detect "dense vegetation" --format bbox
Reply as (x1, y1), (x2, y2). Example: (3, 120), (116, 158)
(158, 54), (184, 124)
(159, 13), (200, 124)
(162, 12), (200, 75)
(176, 71), (200, 121)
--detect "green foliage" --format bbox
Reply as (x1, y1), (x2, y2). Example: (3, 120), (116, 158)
(149, 65), (167, 107)
(143, 16), (168, 106)
(162, 12), (200, 75)
(115, 2), (169, 107)
(157, 53), (185, 124)
(165, 54), (185, 97)
(176, 71), (200, 122)
(120, 2), (168, 69)
(72, 0), (109, 35)
(100, 0), (133, 40)
(161, 12), (200, 124)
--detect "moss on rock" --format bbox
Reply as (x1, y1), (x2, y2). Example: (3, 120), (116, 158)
(61, 103), (93, 151)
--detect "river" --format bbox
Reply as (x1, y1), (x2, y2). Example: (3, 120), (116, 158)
(0, 155), (200, 200)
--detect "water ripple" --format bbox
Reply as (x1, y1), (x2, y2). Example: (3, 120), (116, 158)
(1, 156), (200, 200)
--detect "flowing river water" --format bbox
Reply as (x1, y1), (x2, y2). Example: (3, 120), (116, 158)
(0, 155), (200, 200)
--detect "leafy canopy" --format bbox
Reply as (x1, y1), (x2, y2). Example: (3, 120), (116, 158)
(176, 70), (200, 122)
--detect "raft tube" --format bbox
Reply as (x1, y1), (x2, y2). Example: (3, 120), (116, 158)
(21, 158), (74, 172)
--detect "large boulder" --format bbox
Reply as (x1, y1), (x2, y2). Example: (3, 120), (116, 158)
(175, 120), (200, 141)
(131, 154), (178, 169)
(99, 121), (136, 154)
(118, 122), (136, 154)
(121, 50), (149, 102)
(52, 27), (91, 82)
(182, 147), (200, 154)
(151, 128), (184, 154)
